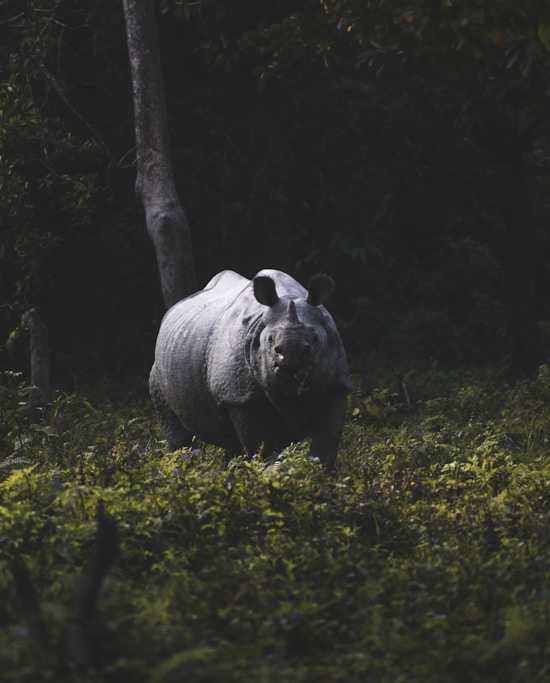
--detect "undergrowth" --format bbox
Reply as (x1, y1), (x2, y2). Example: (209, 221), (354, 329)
(2, 367), (550, 682)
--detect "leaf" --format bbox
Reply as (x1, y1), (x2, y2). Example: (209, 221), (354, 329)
(365, 396), (381, 419)
(30, 424), (58, 438)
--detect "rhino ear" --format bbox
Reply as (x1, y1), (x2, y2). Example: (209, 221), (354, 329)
(307, 274), (334, 306)
(253, 276), (279, 307)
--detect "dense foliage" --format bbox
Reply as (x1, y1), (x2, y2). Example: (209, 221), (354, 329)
(2, 367), (550, 681)
(2, 4), (550, 680)
(1, 0), (550, 383)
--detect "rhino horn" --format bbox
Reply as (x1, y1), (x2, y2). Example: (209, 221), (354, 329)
(286, 300), (300, 324)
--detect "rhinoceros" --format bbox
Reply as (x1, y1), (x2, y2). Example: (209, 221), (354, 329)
(149, 269), (352, 470)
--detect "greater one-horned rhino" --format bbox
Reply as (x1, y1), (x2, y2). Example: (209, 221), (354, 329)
(149, 269), (352, 470)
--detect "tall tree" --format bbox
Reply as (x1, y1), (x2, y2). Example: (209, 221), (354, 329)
(122, 0), (196, 308)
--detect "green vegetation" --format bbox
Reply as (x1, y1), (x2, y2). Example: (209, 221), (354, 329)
(2, 367), (550, 682)
(2, 2), (550, 679)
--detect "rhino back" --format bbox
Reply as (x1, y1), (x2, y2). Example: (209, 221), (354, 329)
(152, 271), (252, 445)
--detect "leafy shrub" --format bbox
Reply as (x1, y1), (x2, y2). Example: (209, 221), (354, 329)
(1, 370), (550, 681)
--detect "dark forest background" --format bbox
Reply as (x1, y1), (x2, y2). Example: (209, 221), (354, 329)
(2, 0), (550, 391)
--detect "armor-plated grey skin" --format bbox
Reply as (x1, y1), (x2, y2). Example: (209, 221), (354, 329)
(149, 269), (352, 470)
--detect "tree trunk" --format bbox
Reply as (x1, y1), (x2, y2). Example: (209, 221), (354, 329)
(23, 310), (49, 421)
(122, 0), (196, 308)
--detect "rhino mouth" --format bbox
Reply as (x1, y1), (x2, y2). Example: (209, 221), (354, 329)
(273, 366), (311, 396)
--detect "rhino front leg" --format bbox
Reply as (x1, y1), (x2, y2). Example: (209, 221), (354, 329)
(225, 404), (279, 459)
(150, 369), (193, 452)
(309, 392), (348, 471)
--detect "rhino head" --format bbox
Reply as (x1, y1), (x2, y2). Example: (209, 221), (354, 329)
(248, 274), (336, 400)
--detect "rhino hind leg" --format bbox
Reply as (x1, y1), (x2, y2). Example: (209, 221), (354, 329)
(160, 408), (193, 452)
(150, 371), (193, 452)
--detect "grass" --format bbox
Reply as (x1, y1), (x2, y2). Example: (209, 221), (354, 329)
(1, 366), (550, 681)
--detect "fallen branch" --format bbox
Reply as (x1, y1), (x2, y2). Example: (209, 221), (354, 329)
(14, 503), (119, 670)
(65, 503), (119, 665)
